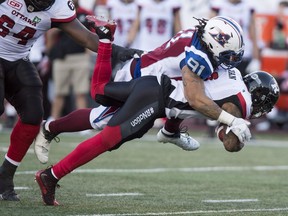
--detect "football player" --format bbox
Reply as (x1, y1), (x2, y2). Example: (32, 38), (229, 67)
(35, 15), (252, 164)
(0, 0), (139, 201)
(34, 18), (279, 206)
(126, 0), (182, 50)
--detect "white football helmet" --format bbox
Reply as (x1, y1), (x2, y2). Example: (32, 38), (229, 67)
(202, 16), (245, 69)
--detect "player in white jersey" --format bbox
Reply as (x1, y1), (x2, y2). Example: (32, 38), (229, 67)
(210, 0), (261, 75)
(34, 21), (280, 205)
(106, 0), (138, 47)
(34, 15), (255, 164)
(0, 0), (144, 201)
(127, 0), (182, 51)
(0, 0), (102, 202)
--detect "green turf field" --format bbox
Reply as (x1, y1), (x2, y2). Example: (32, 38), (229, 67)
(0, 129), (288, 216)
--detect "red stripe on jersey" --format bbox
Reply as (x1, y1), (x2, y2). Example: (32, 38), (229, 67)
(141, 29), (194, 68)
(51, 14), (76, 23)
(237, 92), (247, 118)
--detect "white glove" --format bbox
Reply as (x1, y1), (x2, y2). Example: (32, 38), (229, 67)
(226, 118), (251, 144)
(245, 58), (260, 74)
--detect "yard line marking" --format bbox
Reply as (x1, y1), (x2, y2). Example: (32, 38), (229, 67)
(72, 207), (288, 216)
(16, 165), (288, 175)
(86, 193), (143, 197)
(0, 147), (34, 154)
(14, 187), (30, 190)
(202, 199), (259, 203)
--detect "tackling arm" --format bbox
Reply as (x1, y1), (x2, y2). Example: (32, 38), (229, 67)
(181, 65), (251, 144)
(182, 65), (223, 120)
(59, 18), (99, 52)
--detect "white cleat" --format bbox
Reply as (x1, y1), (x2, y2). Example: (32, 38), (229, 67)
(157, 129), (200, 151)
(34, 122), (58, 164)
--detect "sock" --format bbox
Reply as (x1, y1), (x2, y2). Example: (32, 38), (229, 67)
(163, 118), (184, 134)
(52, 125), (122, 180)
(90, 41), (112, 98)
(0, 159), (17, 177)
(48, 108), (93, 134)
(7, 119), (40, 162)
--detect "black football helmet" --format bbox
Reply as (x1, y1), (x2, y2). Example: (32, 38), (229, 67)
(24, 0), (55, 12)
(243, 71), (280, 118)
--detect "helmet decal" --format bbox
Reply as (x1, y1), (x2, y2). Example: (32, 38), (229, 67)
(209, 28), (231, 48)
(217, 16), (244, 47)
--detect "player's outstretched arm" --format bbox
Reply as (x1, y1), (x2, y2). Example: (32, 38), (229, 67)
(59, 18), (99, 52)
(181, 65), (251, 144)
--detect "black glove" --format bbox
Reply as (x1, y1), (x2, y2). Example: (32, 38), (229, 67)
(112, 44), (144, 62)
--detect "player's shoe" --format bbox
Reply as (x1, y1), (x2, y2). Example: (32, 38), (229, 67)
(86, 15), (117, 41)
(157, 129), (200, 151)
(35, 168), (59, 206)
(0, 168), (20, 201)
(34, 121), (59, 164)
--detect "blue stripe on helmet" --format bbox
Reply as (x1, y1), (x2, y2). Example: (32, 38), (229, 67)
(217, 16), (244, 47)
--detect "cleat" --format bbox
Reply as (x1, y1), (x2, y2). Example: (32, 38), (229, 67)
(86, 15), (117, 41)
(34, 121), (59, 164)
(0, 189), (20, 201)
(35, 168), (59, 206)
(157, 129), (200, 151)
(0, 168), (20, 201)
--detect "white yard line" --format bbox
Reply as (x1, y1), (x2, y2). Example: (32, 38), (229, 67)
(72, 207), (288, 216)
(86, 193), (143, 197)
(16, 165), (288, 175)
(14, 187), (30, 190)
(0, 147), (34, 154)
(202, 199), (259, 203)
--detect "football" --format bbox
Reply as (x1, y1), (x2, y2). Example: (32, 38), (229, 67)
(216, 123), (243, 152)
(216, 124), (225, 142)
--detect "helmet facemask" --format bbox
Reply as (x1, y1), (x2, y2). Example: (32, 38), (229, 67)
(217, 48), (244, 69)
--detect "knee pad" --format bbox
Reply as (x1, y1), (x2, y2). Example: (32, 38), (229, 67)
(13, 88), (43, 125)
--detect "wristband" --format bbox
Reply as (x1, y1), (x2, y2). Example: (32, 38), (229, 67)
(217, 110), (235, 126)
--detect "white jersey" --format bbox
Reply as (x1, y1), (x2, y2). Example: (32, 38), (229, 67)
(166, 67), (252, 120)
(135, 0), (181, 51)
(106, 0), (137, 47)
(0, 0), (76, 61)
(210, 0), (255, 59)
(90, 67), (252, 130)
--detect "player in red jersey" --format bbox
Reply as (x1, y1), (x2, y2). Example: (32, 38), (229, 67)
(34, 18), (279, 205)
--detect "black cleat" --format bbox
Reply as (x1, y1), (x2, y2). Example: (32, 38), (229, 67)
(0, 169), (20, 201)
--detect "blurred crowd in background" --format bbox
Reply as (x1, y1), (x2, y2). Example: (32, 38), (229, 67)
(1, 0), (288, 137)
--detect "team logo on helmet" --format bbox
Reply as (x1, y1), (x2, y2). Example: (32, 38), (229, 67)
(209, 27), (231, 47)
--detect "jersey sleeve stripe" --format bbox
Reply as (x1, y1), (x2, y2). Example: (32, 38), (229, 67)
(237, 92), (247, 119)
(51, 14), (76, 23)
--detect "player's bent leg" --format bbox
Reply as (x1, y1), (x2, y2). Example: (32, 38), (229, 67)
(157, 118), (200, 151)
(34, 108), (95, 164)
